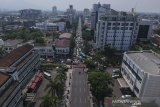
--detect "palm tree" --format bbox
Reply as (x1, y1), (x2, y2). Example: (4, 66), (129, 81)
(40, 94), (59, 107)
(45, 80), (58, 97)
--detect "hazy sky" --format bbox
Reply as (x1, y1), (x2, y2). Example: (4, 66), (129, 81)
(0, 0), (160, 13)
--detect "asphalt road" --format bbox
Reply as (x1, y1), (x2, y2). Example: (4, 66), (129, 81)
(70, 66), (91, 107)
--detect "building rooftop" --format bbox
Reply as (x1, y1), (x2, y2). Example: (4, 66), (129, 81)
(55, 39), (70, 48)
(0, 44), (33, 67)
(126, 50), (160, 75)
(0, 72), (10, 87)
(59, 33), (72, 39)
(0, 81), (19, 106)
(4, 39), (23, 47)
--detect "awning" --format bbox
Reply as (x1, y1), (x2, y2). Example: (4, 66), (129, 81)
(117, 78), (129, 88)
(30, 83), (36, 90)
(34, 77), (40, 83)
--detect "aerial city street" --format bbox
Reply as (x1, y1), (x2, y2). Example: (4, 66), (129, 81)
(0, 0), (160, 107)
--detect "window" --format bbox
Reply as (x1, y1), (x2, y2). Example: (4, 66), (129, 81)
(113, 23), (116, 26)
(129, 27), (133, 30)
(134, 86), (139, 93)
(125, 27), (128, 30)
(125, 23), (129, 26)
(117, 23), (120, 26)
(108, 23), (111, 26)
(112, 27), (116, 30)
(121, 27), (124, 30)
(121, 23), (125, 26)
(108, 27), (111, 30)
(130, 23), (134, 26)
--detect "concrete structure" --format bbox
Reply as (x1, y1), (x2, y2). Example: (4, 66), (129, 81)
(66, 5), (76, 25)
(151, 34), (160, 48)
(35, 22), (65, 32)
(83, 8), (90, 20)
(3, 39), (24, 53)
(19, 9), (42, 19)
(54, 38), (70, 58)
(91, 3), (110, 30)
(34, 44), (54, 59)
(136, 19), (153, 41)
(95, 10), (137, 51)
(0, 44), (40, 107)
(121, 50), (160, 106)
(52, 6), (58, 16)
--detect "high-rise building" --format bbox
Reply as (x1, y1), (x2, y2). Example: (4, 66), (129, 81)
(52, 6), (58, 16)
(91, 3), (110, 30)
(66, 5), (76, 25)
(83, 8), (90, 19)
(19, 9), (42, 19)
(136, 18), (153, 41)
(95, 10), (137, 51)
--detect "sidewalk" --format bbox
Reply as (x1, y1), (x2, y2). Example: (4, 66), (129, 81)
(64, 69), (73, 107)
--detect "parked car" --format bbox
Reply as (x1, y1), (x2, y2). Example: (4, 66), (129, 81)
(113, 69), (120, 73)
(112, 74), (120, 79)
(121, 95), (131, 99)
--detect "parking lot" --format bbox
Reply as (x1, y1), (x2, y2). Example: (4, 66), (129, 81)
(106, 67), (123, 98)
(34, 69), (57, 107)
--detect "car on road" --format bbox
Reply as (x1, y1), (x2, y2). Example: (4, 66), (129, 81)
(121, 95), (131, 99)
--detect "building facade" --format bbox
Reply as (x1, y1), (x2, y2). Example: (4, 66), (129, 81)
(35, 22), (65, 32)
(0, 44), (40, 107)
(95, 11), (137, 51)
(121, 50), (160, 106)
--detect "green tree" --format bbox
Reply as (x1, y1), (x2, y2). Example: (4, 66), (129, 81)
(88, 72), (112, 107)
(40, 94), (59, 107)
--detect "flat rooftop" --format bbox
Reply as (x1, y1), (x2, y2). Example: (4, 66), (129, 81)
(126, 50), (160, 75)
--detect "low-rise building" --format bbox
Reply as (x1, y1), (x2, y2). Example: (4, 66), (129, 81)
(54, 38), (70, 58)
(35, 22), (65, 32)
(34, 44), (54, 59)
(121, 50), (160, 106)
(0, 44), (40, 107)
(3, 39), (23, 53)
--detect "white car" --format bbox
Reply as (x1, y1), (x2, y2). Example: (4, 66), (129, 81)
(112, 74), (119, 79)
(121, 95), (131, 99)
(113, 69), (120, 73)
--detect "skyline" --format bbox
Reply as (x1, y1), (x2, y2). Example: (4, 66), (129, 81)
(0, 0), (160, 13)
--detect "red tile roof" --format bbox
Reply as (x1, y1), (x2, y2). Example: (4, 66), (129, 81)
(55, 38), (70, 48)
(0, 44), (33, 67)
(0, 72), (10, 87)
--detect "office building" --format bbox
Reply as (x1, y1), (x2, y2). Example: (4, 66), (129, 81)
(19, 9), (42, 19)
(66, 5), (76, 25)
(0, 44), (40, 107)
(83, 8), (90, 19)
(95, 10), (137, 51)
(136, 19), (153, 41)
(91, 3), (110, 30)
(35, 22), (65, 32)
(52, 6), (58, 16)
(121, 50), (160, 106)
